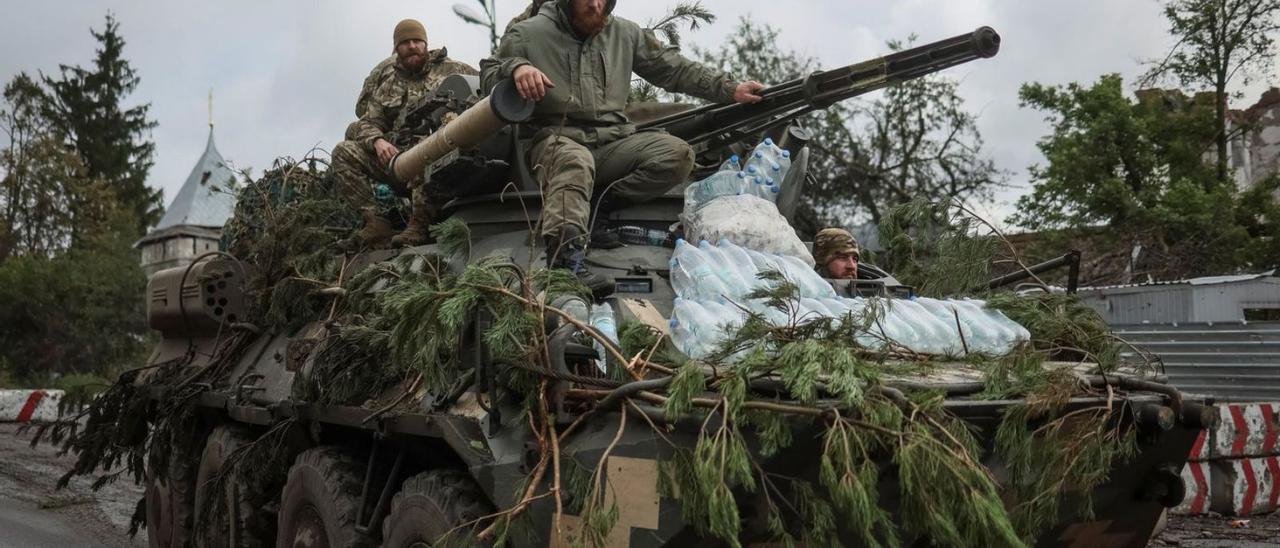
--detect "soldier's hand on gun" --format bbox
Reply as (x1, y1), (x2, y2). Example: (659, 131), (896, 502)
(374, 138), (400, 166)
(734, 81), (766, 104)
(513, 65), (555, 101)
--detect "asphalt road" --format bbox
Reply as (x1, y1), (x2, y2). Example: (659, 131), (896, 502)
(0, 423), (146, 548)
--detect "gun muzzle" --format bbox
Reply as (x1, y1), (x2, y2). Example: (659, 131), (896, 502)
(390, 78), (533, 184)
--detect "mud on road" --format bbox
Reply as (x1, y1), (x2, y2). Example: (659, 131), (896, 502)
(0, 422), (145, 548)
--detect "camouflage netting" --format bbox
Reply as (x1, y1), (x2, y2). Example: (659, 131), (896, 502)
(36, 155), (1166, 547)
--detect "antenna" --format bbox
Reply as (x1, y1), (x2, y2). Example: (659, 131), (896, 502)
(208, 88), (214, 129)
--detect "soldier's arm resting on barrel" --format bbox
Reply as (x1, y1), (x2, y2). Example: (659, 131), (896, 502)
(632, 29), (763, 104)
(480, 27), (535, 97)
(350, 88), (399, 164)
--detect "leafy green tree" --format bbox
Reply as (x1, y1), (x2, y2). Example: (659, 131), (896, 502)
(0, 14), (155, 386)
(39, 13), (162, 237)
(1012, 74), (1280, 280)
(1142, 0), (1280, 186)
(694, 23), (1005, 230)
(0, 212), (150, 384)
(807, 39), (1006, 226)
(1, 74), (111, 259)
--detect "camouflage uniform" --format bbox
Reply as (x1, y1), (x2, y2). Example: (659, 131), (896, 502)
(813, 228), (860, 278)
(331, 48), (478, 214)
(347, 55), (396, 139)
(480, 0), (738, 239)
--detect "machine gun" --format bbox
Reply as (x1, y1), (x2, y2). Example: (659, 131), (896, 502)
(638, 26), (1001, 151)
(389, 27), (1000, 202)
(388, 75), (482, 150)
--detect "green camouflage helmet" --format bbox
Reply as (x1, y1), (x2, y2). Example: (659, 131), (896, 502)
(814, 228), (860, 267)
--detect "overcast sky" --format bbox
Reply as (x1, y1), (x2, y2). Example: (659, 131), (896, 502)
(1, 1), (1274, 227)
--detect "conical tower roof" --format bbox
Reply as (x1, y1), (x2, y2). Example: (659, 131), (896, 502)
(154, 128), (237, 230)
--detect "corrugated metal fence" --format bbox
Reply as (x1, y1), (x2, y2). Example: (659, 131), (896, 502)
(1113, 322), (1280, 402)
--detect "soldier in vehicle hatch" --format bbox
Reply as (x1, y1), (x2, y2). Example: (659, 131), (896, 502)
(814, 227), (860, 280)
(480, 0), (766, 298)
(332, 19), (478, 249)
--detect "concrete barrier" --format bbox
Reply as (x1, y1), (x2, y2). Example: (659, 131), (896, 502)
(1210, 456), (1280, 516)
(1179, 402), (1280, 516)
(1173, 461), (1211, 515)
(0, 389), (63, 422)
(1209, 403), (1280, 459)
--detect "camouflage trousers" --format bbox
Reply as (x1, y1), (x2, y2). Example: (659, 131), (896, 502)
(330, 140), (435, 217)
(331, 140), (399, 209)
(529, 130), (694, 238)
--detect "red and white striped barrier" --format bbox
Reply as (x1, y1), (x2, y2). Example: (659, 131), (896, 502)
(1174, 461), (1211, 515)
(1209, 403), (1280, 459)
(1210, 456), (1280, 516)
(0, 389), (63, 422)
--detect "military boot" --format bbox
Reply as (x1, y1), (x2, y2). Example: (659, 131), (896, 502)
(545, 225), (615, 299)
(390, 194), (435, 247)
(588, 195), (622, 249)
(341, 207), (396, 252)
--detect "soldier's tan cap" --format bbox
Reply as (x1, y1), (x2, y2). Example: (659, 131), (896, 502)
(393, 19), (428, 48)
(814, 228), (859, 266)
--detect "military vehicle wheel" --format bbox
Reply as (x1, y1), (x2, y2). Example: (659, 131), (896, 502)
(193, 425), (267, 547)
(381, 469), (492, 546)
(145, 443), (199, 548)
(276, 447), (373, 548)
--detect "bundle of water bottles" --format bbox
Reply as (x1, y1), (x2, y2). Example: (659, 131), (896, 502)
(666, 239), (1031, 360)
(681, 139), (815, 266)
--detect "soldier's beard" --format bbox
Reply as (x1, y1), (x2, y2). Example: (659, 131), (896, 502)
(399, 52), (426, 71)
(571, 3), (607, 36)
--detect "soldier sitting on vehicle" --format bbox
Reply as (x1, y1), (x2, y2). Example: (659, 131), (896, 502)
(814, 227), (860, 280)
(332, 19), (478, 249)
(480, 0), (766, 298)
(353, 56), (395, 121)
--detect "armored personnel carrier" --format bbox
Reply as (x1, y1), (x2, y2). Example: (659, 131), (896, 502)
(89, 27), (1212, 548)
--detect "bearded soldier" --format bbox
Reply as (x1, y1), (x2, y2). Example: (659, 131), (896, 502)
(333, 19), (478, 248)
(813, 228), (860, 280)
(480, 0), (765, 297)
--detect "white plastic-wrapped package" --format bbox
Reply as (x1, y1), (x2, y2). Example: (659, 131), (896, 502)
(683, 194), (815, 266)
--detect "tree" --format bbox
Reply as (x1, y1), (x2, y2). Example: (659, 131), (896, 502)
(1012, 74), (1280, 281)
(692, 23), (1005, 231)
(1142, 0), (1280, 186)
(0, 214), (150, 384)
(39, 13), (162, 237)
(0, 74), (108, 259)
(806, 41), (1005, 226)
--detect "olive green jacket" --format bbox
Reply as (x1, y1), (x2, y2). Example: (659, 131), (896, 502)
(480, 1), (737, 145)
(349, 49), (478, 152)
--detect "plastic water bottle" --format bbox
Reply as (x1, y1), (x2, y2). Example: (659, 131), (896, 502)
(673, 298), (721, 357)
(669, 318), (697, 359)
(699, 240), (751, 298)
(800, 297), (835, 320)
(684, 170), (746, 212)
(589, 303), (618, 373)
(745, 138), (785, 175)
(716, 240), (761, 293)
(618, 226), (670, 247)
(897, 299), (953, 355)
(776, 254), (836, 298)
(556, 296), (590, 324)
(719, 154), (741, 172)
(670, 240), (730, 301)
(776, 149), (792, 180)
(760, 176), (780, 203)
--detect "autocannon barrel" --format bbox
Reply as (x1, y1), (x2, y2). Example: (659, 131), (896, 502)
(641, 26), (1001, 148)
(388, 78), (533, 184)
